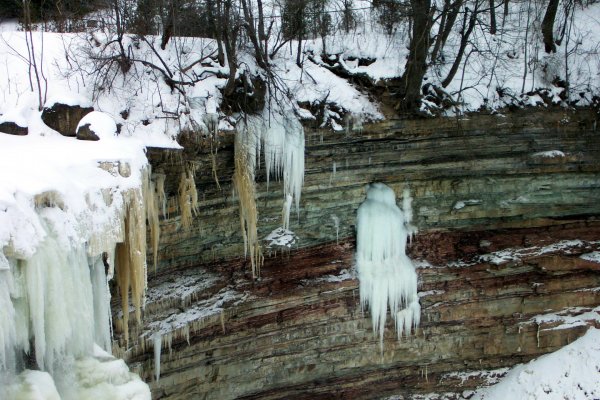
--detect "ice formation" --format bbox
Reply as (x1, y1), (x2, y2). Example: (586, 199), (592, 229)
(233, 107), (305, 277)
(233, 128), (262, 279)
(0, 133), (152, 398)
(237, 109), (305, 230)
(356, 183), (420, 346)
(153, 332), (162, 382)
(178, 167), (199, 231)
(0, 189), (151, 398)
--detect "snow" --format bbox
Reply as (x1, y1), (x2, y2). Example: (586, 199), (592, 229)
(147, 286), (250, 335)
(453, 199), (483, 210)
(0, 0), (598, 396)
(0, 370), (61, 400)
(76, 111), (118, 139)
(442, 367), (510, 386)
(356, 183), (420, 345)
(0, 72), (150, 397)
(580, 252), (600, 263)
(532, 150), (566, 158)
(524, 306), (600, 331)
(471, 328), (600, 400)
(0, 133), (147, 258)
(264, 227), (297, 249)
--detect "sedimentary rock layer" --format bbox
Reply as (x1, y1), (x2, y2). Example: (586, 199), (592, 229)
(115, 109), (600, 399)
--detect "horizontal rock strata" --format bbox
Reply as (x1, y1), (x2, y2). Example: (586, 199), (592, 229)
(125, 223), (600, 399)
(114, 109), (600, 399)
(147, 108), (600, 274)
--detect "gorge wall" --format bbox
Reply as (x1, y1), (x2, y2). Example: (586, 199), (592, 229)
(114, 108), (600, 399)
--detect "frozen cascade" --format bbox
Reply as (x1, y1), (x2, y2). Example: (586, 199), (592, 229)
(0, 181), (152, 399)
(356, 183), (420, 346)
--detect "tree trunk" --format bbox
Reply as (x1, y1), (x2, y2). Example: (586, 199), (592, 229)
(542, 0), (560, 53)
(431, 0), (462, 63)
(489, 0), (497, 34)
(220, 0), (238, 96)
(442, 3), (478, 88)
(241, 0), (268, 70)
(397, 0), (433, 111)
(161, 0), (174, 50)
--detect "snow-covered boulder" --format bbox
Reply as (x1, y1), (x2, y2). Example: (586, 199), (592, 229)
(0, 121), (27, 136)
(76, 111), (118, 141)
(41, 101), (93, 137)
(0, 108), (29, 135)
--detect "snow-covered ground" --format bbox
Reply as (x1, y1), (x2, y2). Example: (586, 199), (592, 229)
(471, 327), (600, 400)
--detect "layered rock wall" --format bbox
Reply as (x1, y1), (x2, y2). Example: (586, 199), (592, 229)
(117, 109), (600, 399)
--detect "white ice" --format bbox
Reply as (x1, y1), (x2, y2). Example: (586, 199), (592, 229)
(356, 183), (420, 345)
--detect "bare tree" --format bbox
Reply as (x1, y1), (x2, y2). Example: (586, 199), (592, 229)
(431, 0), (462, 64)
(397, 0), (434, 111)
(442, 1), (481, 88)
(542, 0), (560, 53)
(489, 0), (496, 34)
(22, 0), (48, 110)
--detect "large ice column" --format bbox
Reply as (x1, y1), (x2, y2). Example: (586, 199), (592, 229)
(356, 183), (420, 346)
(0, 182), (152, 399)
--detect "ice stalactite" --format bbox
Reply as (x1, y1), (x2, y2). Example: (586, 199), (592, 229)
(356, 183), (420, 347)
(262, 113), (305, 230)
(153, 332), (162, 382)
(178, 166), (199, 231)
(331, 214), (340, 244)
(91, 258), (112, 353)
(115, 182), (149, 346)
(233, 108), (304, 276)
(146, 172), (161, 272)
(0, 126), (152, 398)
(155, 173), (167, 218)
(233, 127), (262, 279)
(0, 206), (150, 398)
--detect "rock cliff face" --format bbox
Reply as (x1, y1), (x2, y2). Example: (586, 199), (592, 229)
(114, 109), (600, 399)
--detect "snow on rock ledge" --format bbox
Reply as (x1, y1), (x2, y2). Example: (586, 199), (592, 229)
(76, 111), (118, 141)
(471, 328), (600, 400)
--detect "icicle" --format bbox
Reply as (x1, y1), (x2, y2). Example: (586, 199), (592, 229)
(178, 167), (198, 231)
(233, 105), (304, 276)
(91, 257), (112, 352)
(233, 130), (262, 279)
(153, 332), (162, 382)
(329, 161), (337, 186)
(0, 261), (17, 371)
(253, 111), (305, 228)
(146, 173), (160, 272)
(155, 173), (167, 218)
(356, 183), (420, 348)
(115, 178), (148, 345)
(402, 187), (417, 240)
(331, 214), (340, 244)
(282, 194), (293, 231)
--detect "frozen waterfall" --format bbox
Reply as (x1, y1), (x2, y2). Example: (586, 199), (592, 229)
(356, 183), (420, 346)
(0, 180), (152, 399)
